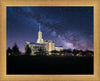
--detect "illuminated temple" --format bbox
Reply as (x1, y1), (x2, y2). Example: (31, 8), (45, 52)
(25, 24), (63, 54)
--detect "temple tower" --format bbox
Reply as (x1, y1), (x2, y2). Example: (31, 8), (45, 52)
(37, 24), (44, 43)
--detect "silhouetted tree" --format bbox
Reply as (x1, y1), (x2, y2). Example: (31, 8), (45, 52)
(66, 49), (72, 53)
(7, 47), (12, 56)
(25, 45), (31, 55)
(12, 43), (20, 56)
(84, 50), (94, 56)
(61, 49), (72, 55)
(38, 47), (46, 55)
(51, 50), (59, 53)
(51, 50), (59, 56)
(72, 49), (79, 56)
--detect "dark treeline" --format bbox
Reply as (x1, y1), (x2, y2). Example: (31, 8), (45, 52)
(7, 43), (21, 56)
(7, 43), (94, 56)
(51, 49), (94, 56)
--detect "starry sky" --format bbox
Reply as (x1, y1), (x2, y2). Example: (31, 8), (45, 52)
(7, 7), (93, 52)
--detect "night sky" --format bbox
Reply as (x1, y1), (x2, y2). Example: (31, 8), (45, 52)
(7, 7), (93, 52)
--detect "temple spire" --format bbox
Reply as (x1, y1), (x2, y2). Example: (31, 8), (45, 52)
(37, 23), (44, 43)
(39, 23), (41, 31)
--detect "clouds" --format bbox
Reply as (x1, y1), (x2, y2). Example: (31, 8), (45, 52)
(50, 30), (93, 51)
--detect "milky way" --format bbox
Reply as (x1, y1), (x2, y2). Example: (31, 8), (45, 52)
(7, 7), (93, 52)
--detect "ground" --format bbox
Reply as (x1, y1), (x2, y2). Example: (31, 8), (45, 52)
(7, 56), (93, 74)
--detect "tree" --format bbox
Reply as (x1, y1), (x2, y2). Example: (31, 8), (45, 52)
(51, 50), (59, 55)
(38, 47), (46, 55)
(51, 50), (59, 53)
(66, 49), (72, 53)
(61, 49), (72, 55)
(72, 49), (79, 56)
(7, 47), (12, 56)
(12, 43), (20, 56)
(84, 50), (94, 56)
(25, 45), (31, 55)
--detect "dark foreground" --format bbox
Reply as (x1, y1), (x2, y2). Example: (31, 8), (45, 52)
(7, 56), (93, 74)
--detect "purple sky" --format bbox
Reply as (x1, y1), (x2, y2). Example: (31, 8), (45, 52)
(7, 7), (93, 52)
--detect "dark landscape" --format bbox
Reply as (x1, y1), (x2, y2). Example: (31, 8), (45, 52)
(7, 56), (93, 74)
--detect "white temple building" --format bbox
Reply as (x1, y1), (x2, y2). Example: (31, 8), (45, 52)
(25, 24), (63, 55)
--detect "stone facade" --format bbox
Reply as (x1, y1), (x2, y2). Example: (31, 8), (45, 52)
(25, 24), (63, 54)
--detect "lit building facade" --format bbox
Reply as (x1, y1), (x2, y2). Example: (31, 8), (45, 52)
(25, 24), (63, 54)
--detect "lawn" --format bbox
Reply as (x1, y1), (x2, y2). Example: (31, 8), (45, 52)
(7, 56), (93, 74)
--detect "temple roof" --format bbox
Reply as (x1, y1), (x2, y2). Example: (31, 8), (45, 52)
(30, 42), (45, 46)
(55, 46), (63, 47)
